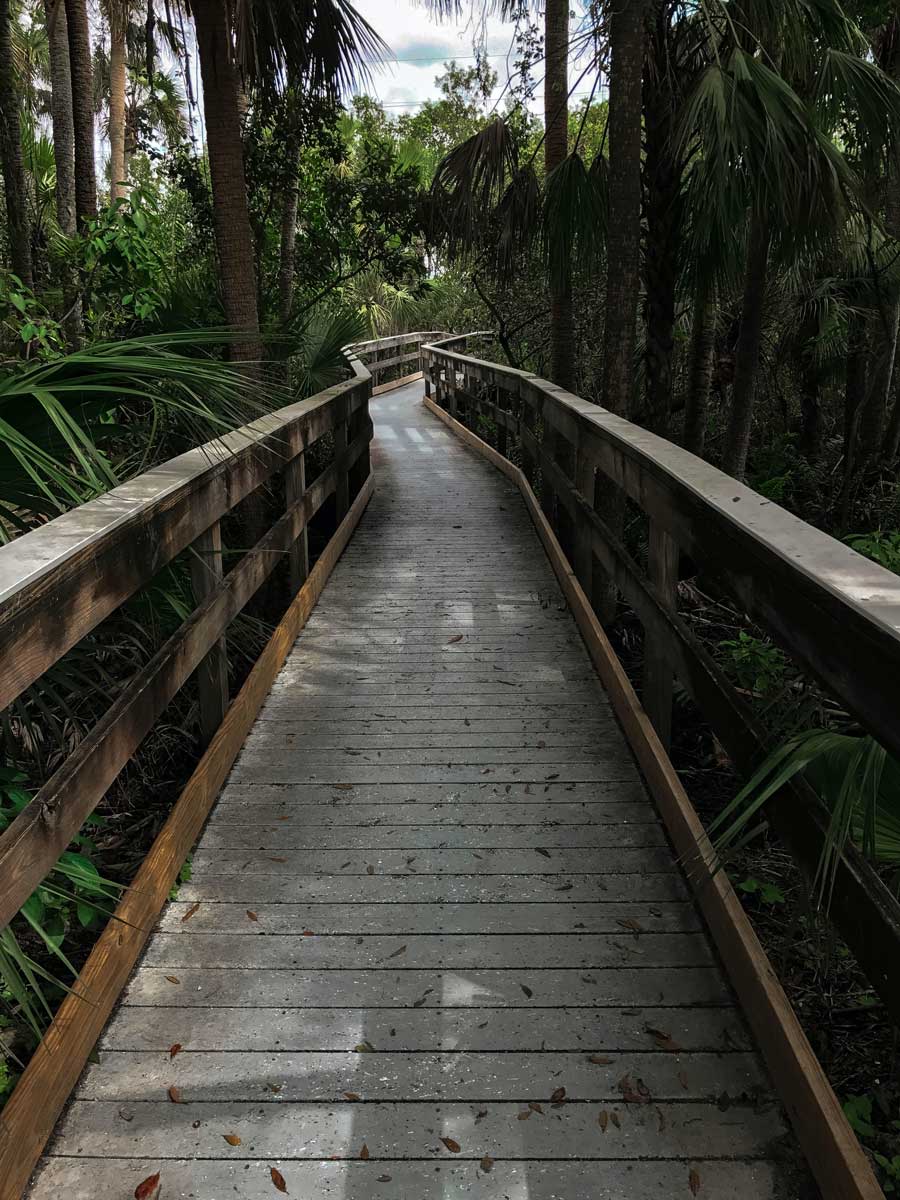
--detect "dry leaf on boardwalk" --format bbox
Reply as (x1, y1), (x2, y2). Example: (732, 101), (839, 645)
(168, 1043), (182, 1059)
(167, 1085), (183, 1104)
(360, 1143), (370, 1160)
(441, 1137), (461, 1153)
(270, 1165), (288, 1193)
(689, 1167), (701, 1195)
(480, 1155), (494, 1172)
(180, 902), (200, 923)
(223, 1134), (242, 1146)
(134, 1173), (161, 1200)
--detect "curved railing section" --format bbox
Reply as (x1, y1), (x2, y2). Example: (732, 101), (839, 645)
(0, 337), (417, 1195)
(422, 332), (900, 1021)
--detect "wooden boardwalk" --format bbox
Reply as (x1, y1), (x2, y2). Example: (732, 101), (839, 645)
(30, 380), (799, 1198)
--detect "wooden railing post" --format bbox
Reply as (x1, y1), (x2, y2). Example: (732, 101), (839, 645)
(285, 451), (309, 595)
(574, 446), (595, 607)
(189, 520), (229, 744)
(642, 520), (679, 748)
(335, 410), (350, 522)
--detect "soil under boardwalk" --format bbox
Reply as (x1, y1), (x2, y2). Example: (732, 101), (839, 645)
(29, 380), (801, 1198)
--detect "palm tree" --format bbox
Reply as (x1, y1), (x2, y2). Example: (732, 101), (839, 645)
(189, 0), (384, 364)
(544, 0), (575, 390)
(106, 0), (129, 200)
(64, 0), (96, 225)
(43, 0), (76, 239)
(601, 0), (647, 417)
(0, 0), (34, 286)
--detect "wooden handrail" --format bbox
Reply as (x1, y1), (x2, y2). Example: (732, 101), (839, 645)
(0, 348), (377, 938)
(423, 333), (900, 1020)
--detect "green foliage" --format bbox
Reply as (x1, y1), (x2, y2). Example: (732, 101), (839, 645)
(736, 876), (786, 905)
(711, 731), (900, 906)
(0, 273), (63, 358)
(718, 631), (789, 696)
(169, 856), (193, 901)
(845, 530), (900, 574)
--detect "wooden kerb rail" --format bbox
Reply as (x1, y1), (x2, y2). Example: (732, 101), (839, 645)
(423, 334), (892, 1200)
(0, 340), (418, 1199)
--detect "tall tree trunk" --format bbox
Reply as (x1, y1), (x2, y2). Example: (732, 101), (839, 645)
(44, 0), (82, 343)
(277, 158), (300, 326)
(45, 0), (76, 234)
(602, 0), (646, 417)
(0, 0), (34, 287)
(544, 0), (575, 390)
(683, 282), (715, 457)
(65, 0), (96, 226)
(108, 5), (128, 202)
(838, 315), (869, 534)
(883, 357), (900, 461)
(723, 209), (770, 478)
(193, 0), (262, 363)
(642, 5), (680, 432)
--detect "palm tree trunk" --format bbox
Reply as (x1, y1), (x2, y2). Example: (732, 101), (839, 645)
(643, 5), (680, 433)
(544, 0), (575, 391)
(277, 159), (300, 326)
(0, 0), (34, 287)
(723, 209), (770, 478)
(44, 0), (81, 343)
(44, 0), (76, 234)
(683, 283), (715, 457)
(64, 0), (96, 226)
(108, 7), (128, 201)
(602, 0), (646, 417)
(192, 0), (262, 363)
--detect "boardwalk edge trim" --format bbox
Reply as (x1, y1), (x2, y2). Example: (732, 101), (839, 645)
(423, 390), (881, 1200)
(0, 476), (375, 1200)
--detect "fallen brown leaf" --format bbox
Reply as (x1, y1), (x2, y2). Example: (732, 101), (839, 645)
(480, 1155), (494, 1173)
(387, 944), (407, 959)
(447, 634), (464, 644)
(269, 856), (288, 863)
(334, 783), (354, 791)
(656, 1107), (666, 1134)
(270, 1165), (288, 1193)
(520, 984), (533, 998)
(164, 975), (180, 985)
(367, 864), (375, 875)
(440, 1137), (461, 1153)
(610, 1111), (621, 1129)
(550, 1086), (566, 1104)
(167, 1085), (183, 1104)
(344, 1092), (361, 1101)
(689, 1167), (701, 1195)
(302, 929), (315, 936)
(588, 1055), (613, 1065)
(246, 910), (259, 922)
(616, 918), (643, 934)
(180, 902), (200, 924)
(360, 1144), (370, 1160)
(598, 1110), (609, 1133)
(354, 1041), (375, 1053)
(516, 1109), (532, 1121)
(168, 1043), (182, 1060)
(528, 1101), (543, 1114)
(134, 1173), (161, 1200)
(677, 1071), (689, 1091)
(646, 1026), (682, 1053)
(223, 1134), (242, 1146)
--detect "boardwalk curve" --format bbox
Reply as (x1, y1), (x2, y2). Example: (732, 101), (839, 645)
(29, 380), (799, 1198)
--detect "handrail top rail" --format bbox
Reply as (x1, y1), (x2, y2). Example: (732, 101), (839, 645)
(351, 330), (450, 353)
(423, 338), (900, 650)
(0, 354), (369, 613)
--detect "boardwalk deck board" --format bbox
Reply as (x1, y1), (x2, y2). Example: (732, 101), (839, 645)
(29, 380), (803, 1198)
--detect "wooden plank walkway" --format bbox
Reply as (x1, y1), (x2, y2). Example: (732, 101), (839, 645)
(29, 381), (801, 1198)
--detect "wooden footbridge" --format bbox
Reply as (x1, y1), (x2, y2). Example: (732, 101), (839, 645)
(1, 332), (899, 1198)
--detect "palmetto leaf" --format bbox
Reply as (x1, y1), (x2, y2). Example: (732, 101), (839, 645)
(710, 730), (900, 910)
(542, 152), (605, 292)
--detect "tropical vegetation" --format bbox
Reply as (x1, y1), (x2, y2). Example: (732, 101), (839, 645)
(3, 0), (900, 1180)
